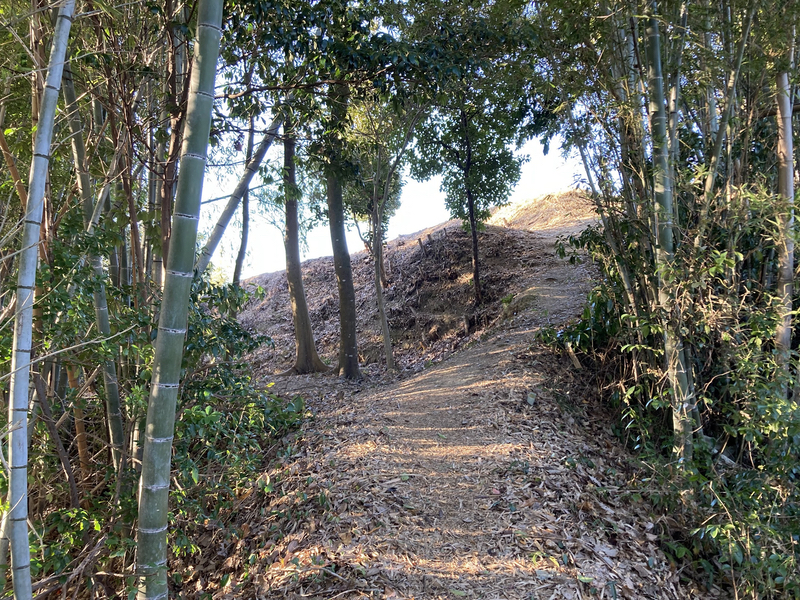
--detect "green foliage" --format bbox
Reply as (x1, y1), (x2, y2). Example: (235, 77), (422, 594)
(168, 278), (307, 537)
(30, 509), (101, 579)
(544, 187), (800, 596)
(0, 269), (304, 594)
(409, 37), (528, 231)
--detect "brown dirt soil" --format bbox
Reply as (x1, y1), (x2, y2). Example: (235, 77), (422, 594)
(182, 192), (721, 599)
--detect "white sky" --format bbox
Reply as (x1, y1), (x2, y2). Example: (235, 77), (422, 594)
(199, 138), (584, 279)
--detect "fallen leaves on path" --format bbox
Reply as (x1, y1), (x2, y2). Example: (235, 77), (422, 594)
(176, 193), (722, 599)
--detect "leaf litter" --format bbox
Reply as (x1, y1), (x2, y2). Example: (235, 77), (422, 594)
(178, 193), (723, 599)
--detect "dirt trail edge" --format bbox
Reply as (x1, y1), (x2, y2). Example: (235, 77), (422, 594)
(211, 194), (717, 600)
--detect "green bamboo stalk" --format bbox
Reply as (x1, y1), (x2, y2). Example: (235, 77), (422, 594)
(694, 2), (756, 246)
(62, 64), (126, 471)
(646, 1), (693, 464)
(135, 0), (222, 596)
(7, 1), (75, 597)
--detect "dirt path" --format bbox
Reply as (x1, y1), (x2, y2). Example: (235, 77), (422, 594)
(248, 337), (701, 599)
(209, 255), (718, 600)
(211, 196), (718, 599)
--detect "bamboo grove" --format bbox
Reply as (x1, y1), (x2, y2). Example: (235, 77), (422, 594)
(0, 0), (798, 598)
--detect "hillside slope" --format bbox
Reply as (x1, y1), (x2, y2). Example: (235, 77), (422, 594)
(240, 191), (596, 376)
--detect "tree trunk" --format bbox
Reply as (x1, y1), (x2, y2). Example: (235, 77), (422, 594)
(283, 134), (329, 374)
(570, 107), (642, 328)
(466, 188), (482, 306)
(327, 171), (361, 379)
(372, 209), (394, 370)
(646, 1), (693, 464)
(135, 0), (222, 595)
(159, 1), (188, 269)
(232, 117), (255, 287)
(694, 5), (755, 245)
(195, 114), (282, 274)
(62, 64), (126, 472)
(775, 68), (794, 388)
(66, 365), (91, 482)
(326, 86), (360, 379)
(8, 2), (75, 597)
(153, 98), (168, 290)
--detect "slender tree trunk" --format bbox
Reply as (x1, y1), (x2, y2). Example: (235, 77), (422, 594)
(33, 375), (80, 509)
(283, 134), (329, 374)
(667, 2), (689, 228)
(232, 188), (249, 284)
(466, 188), (482, 306)
(66, 365), (91, 482)
(326, 86), (360, 379)
(233, 117), (255, 287)
(159, 1), (188, 269)
(8, 2), (75, 597)
(775, 68), (794, 387)
(145, 81), (156, 286)
(372, 210), (394, 370)
(570, 108), (641, 326)
(195, 114), (282, 274)
(153, 91), (168, 290)
(694, 5), (755, 245)
(367, 105), (422, 369)
(135, 0), (222, 595)
(647, 2), (693, 464)
(459, 103), (482, 306)
(122, 150), (145, 296)
(327, 170), (361, 379)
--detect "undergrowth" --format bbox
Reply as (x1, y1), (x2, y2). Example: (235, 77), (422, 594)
(541, 191), (800, 599)
(0, 277), (306, 595)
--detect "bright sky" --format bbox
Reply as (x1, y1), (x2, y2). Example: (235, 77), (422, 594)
(200, 138), (584, 279)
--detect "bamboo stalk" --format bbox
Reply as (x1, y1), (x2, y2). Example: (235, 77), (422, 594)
(775, 67), (794, 386)
(694, 2), (756, 246)
(135, 0), (223, 595)
(646, 0), (693, 464)
(7, 1), (75, 597)
(62, 64), (126, 472)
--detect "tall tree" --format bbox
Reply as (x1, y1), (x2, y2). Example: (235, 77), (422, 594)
(345, 93), (426, 370)
(324, 84), (361, 379)
(410, 4), (541, 305)
(135, 0), (223, 595)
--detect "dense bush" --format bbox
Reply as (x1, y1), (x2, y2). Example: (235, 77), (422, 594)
(0, 276), (303, 592)
(547, 188), (800, 597)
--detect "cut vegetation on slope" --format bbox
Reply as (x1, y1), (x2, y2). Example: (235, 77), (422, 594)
(240, 191), (595, 375)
